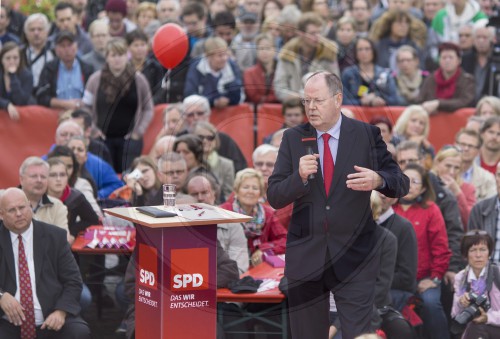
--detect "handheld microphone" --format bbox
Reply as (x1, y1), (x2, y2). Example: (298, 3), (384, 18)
(302, 137), (317, 180)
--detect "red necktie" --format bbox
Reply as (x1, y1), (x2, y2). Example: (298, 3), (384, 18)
(18, 235), (36, 339)
(322, 134), (334, 196)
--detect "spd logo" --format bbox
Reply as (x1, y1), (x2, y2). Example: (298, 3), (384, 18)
(171, 248), (209, 291)
(138, 244), (158, 290)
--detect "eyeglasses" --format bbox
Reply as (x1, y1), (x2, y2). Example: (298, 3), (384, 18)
(397, 158), (420, 166)
(456, 142), (479, 150)
(185, 111), (206, 118)
(254, 161), (275, 168)
(301, 95), (335, 107)
(197, 134), (216, 142)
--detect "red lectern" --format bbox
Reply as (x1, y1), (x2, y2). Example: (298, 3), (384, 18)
(104, 203), (250, 339)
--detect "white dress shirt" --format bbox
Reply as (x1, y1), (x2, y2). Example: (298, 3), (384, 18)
(9, 223), (44, 325)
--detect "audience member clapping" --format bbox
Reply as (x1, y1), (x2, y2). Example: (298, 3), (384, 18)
(433, 146), (476, 230)
(0, 42), (35, 120)
(220, 168), (287, 266)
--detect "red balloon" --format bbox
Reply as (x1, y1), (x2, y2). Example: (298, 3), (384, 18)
(152, 23), (189, 69)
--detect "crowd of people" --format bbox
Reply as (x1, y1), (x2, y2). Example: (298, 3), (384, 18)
(3, 0), (500, 338)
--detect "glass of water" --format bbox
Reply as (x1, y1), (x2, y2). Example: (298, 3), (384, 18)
(163, 184), (176, 207)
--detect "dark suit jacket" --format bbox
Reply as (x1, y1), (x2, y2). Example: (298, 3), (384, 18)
(267, 115), (409, 281)
(0, 220), (83, 319)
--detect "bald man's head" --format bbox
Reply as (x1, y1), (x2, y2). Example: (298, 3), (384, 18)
(55, 120), (84, 146)
(0, 188), (33, 234)
(186, 175), (216, 205)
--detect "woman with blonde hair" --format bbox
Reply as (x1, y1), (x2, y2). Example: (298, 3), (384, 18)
(220, 168), (287, 266)
(392, 105), (434, 167)
(475, 95), (500, 118)
(83, 37), (153, 173)
(433, 146), (476, 230)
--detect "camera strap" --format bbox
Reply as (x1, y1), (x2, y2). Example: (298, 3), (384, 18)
(464, 263), (500, 295)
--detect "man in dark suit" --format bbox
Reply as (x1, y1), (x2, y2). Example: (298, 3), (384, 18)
(0, 188), (90, 338)
(267, 72), (409, 339)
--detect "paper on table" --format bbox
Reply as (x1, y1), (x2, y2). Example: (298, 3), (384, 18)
(179, 208), (225, 221)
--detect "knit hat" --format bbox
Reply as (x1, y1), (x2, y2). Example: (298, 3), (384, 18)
(105, 0), (127, 16)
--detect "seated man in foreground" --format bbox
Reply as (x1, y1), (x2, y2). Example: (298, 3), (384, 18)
(0, 188), (90, 339)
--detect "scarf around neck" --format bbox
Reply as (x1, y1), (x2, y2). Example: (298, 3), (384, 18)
(396, 71), (423, 102)
(100, 62), (136, 104)
(434, 67), (461, 99)
(232, 199), (265, 239)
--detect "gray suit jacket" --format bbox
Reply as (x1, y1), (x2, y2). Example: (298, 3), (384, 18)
(468, 195), (498, 241)
(0, 220), (82, 318)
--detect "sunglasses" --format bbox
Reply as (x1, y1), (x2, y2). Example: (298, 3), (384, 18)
(197, 134), (216, 141)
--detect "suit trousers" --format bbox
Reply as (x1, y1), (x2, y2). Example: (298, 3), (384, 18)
(0, 316), (91, 339)
(287, 247), (381, 339)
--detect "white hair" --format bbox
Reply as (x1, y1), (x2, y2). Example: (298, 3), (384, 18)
(182, 95), (211, 116)
(157, 0), (180, 12)
(24, 13), (50, 34)
(19, 156), (49, 176)
(56, 120), (84, 138)
(252, 144), (278, 163)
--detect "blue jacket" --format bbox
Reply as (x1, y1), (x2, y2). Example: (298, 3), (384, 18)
(184, 57), (244, 107)
(341, 65), (399, 106)
(84, 153), (123, 199)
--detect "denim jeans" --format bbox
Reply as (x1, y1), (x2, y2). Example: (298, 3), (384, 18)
(390, 289), (414, 312)
(418, 285), (449, 339)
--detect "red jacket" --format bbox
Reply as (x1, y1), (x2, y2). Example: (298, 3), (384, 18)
(243, 62), (279, 104)
(219, 201), (287, 255)
(394, 202), (451, 281)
